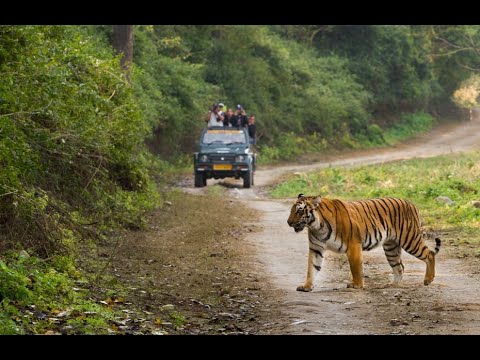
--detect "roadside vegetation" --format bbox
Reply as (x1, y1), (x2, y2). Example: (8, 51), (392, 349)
(259, 112), (435, 164)
(271, 151), (480, 258)
(0, 25), (160, 334)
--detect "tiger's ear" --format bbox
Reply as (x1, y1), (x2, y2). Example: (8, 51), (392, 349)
(298, 193), (305, 199)
(312, 195), (322, 207)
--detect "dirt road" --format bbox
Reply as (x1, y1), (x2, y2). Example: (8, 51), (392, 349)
(190, 120), (480, 334)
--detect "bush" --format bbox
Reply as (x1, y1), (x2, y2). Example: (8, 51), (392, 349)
(366, 124), (385, 145)
(258, 132), (328, 163)
(384, 112), (434, 144)
(0, 25), (159, 255)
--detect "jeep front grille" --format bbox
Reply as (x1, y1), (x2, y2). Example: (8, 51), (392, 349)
(209, 154), (235, 162)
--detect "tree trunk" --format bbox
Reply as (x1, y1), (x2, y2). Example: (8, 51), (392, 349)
(113, 25), (134, 82)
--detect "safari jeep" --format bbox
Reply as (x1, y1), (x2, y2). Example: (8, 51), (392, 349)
(193, 126), (256, 188)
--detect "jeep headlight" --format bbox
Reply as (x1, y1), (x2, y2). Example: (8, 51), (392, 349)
(199, 154), (208, 162)
(235, 155), (245, 162)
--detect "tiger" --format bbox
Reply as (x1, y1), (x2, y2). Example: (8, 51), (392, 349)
(287, 194), (441, 291)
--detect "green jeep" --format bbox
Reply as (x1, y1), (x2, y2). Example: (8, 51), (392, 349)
(193, 126), (256, 188)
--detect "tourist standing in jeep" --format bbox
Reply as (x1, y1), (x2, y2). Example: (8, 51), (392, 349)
(233, 104), (248, 128)
(223, 108), (235, 127)
(205, 103), (224, 127)
(248, 114), (256, 145)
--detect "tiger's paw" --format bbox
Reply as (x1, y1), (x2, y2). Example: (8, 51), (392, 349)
(296, 284), (313, 292)
(346, 282), (363, 289)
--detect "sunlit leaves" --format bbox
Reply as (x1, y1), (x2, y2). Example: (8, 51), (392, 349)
(453, 74), (480, 109)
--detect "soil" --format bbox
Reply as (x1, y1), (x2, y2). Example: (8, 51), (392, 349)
(103, 191), (283, 334)
(110, 119), (480, 335)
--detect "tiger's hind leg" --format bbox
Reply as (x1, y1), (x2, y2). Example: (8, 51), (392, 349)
(423, 252), (435, 286)
(383, 239), (404, 286)
(402, 234), (441, 286)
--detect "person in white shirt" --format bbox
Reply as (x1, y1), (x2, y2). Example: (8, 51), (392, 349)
(205, 103), (224, 127)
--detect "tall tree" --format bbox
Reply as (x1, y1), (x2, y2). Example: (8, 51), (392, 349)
(113, 25), (134, 81)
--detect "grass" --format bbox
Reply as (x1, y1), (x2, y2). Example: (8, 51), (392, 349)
(169, 311), (186, 328)
(271, 151), (480, 257)
(383, 112), (435, 145)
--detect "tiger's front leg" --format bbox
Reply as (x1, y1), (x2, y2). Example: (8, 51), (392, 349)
(297, 248), (324, 292)
(346, 243), (364, 289)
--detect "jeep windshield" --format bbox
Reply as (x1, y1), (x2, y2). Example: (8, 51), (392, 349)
(202, 129), (247, 145)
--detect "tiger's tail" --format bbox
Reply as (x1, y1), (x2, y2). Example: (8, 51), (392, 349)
(433, 237), (441, 255)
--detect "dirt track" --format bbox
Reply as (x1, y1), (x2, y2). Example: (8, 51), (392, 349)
(190, 120), (480, 334)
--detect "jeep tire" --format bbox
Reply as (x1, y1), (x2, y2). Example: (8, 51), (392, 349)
(194, 172), (206, 187)
(243, 170), (252, 188)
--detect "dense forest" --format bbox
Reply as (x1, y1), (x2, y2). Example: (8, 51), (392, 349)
(1, 25), (480, 334)
(96, 25), (480, 157)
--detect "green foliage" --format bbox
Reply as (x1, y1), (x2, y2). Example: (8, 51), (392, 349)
(131, 25), (220, 156)
(90, 25), (373, 158)
(112, 24), (479, 163)
(383, 112), (434, 144)
(0, 251), (120, 334)
(429, 26), (480, 96)
(309, 25), (442, 115)
(258, 112), (434, 163)
(365, 124), (385, 145)
(204, 26), (371, 143)
(258, 132), (328, 163)
(0, 26), (163, 334)
(0, 25), (159, 255)
(0, 301), (23, 334)
(0, 259), (31, 302)
(69, 25), (480, 166)
(169, 311), (186, 328)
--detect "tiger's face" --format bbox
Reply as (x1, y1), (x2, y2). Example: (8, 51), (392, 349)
(287, 194), (321, 233)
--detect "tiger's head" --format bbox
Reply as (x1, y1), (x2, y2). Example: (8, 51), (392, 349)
(287, 193), (322, 232)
